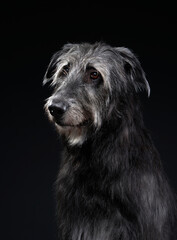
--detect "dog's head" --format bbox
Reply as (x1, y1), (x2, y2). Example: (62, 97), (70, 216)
(43, 42), (150, 146)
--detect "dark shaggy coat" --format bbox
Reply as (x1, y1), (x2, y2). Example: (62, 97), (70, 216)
(44, 43), (177, 240)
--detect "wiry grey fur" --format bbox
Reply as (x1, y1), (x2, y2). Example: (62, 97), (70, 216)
(43, 42), (177, 240)
(44, 43), (150, 146)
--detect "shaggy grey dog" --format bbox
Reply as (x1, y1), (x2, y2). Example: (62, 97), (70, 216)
(43, 42), (176, 240)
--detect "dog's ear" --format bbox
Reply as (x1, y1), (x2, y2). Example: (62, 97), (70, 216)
(43, 43), (75, 86)
(116, 47), (150, 97)
(43, 51), (61, 86)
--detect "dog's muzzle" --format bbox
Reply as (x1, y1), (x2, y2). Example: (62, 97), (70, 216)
(48, 101), (90, 127)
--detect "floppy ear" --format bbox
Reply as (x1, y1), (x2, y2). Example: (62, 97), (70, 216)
(43, 43), (75, 86)
(116, 47), (150, 97)
(43, 51), (61, 86)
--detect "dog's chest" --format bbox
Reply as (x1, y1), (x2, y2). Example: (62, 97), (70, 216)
(57, 163), (121, 238)
(58, 165), (109, 213)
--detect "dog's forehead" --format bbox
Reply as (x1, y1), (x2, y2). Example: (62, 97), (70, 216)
(58, 43), (116, 68)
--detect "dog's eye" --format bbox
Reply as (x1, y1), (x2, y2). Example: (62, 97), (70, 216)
(89, 70), (103, 85)
(62, 65), (69, 75)
(60, 64), (70, 77)
(85, 68), (103, 85)
(90, 71), (99, 80)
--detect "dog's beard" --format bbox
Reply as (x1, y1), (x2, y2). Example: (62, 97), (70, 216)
(51, 109), (102, 146)
(55, 119), (90, 127)
(55, 124), (89, 146)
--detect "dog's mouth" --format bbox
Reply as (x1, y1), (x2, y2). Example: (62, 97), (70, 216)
(55, 119), (91, 127)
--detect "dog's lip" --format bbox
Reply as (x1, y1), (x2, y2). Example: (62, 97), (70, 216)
(55, 119), (90, 127)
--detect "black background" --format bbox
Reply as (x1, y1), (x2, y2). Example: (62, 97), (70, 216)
(1, 7), (177, 240)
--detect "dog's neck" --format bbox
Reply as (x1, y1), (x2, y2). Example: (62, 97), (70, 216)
(63, 108), (159, 175)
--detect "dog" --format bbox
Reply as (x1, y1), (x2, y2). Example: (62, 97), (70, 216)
(43, 42), (177, 240)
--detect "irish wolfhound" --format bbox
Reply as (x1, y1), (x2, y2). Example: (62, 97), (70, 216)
(43, 42), (177, 240)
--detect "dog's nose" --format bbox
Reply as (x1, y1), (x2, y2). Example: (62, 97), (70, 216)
(48, 101), (68, 119)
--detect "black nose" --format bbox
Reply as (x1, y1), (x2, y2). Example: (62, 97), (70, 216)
(48, 101), (68, 120)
